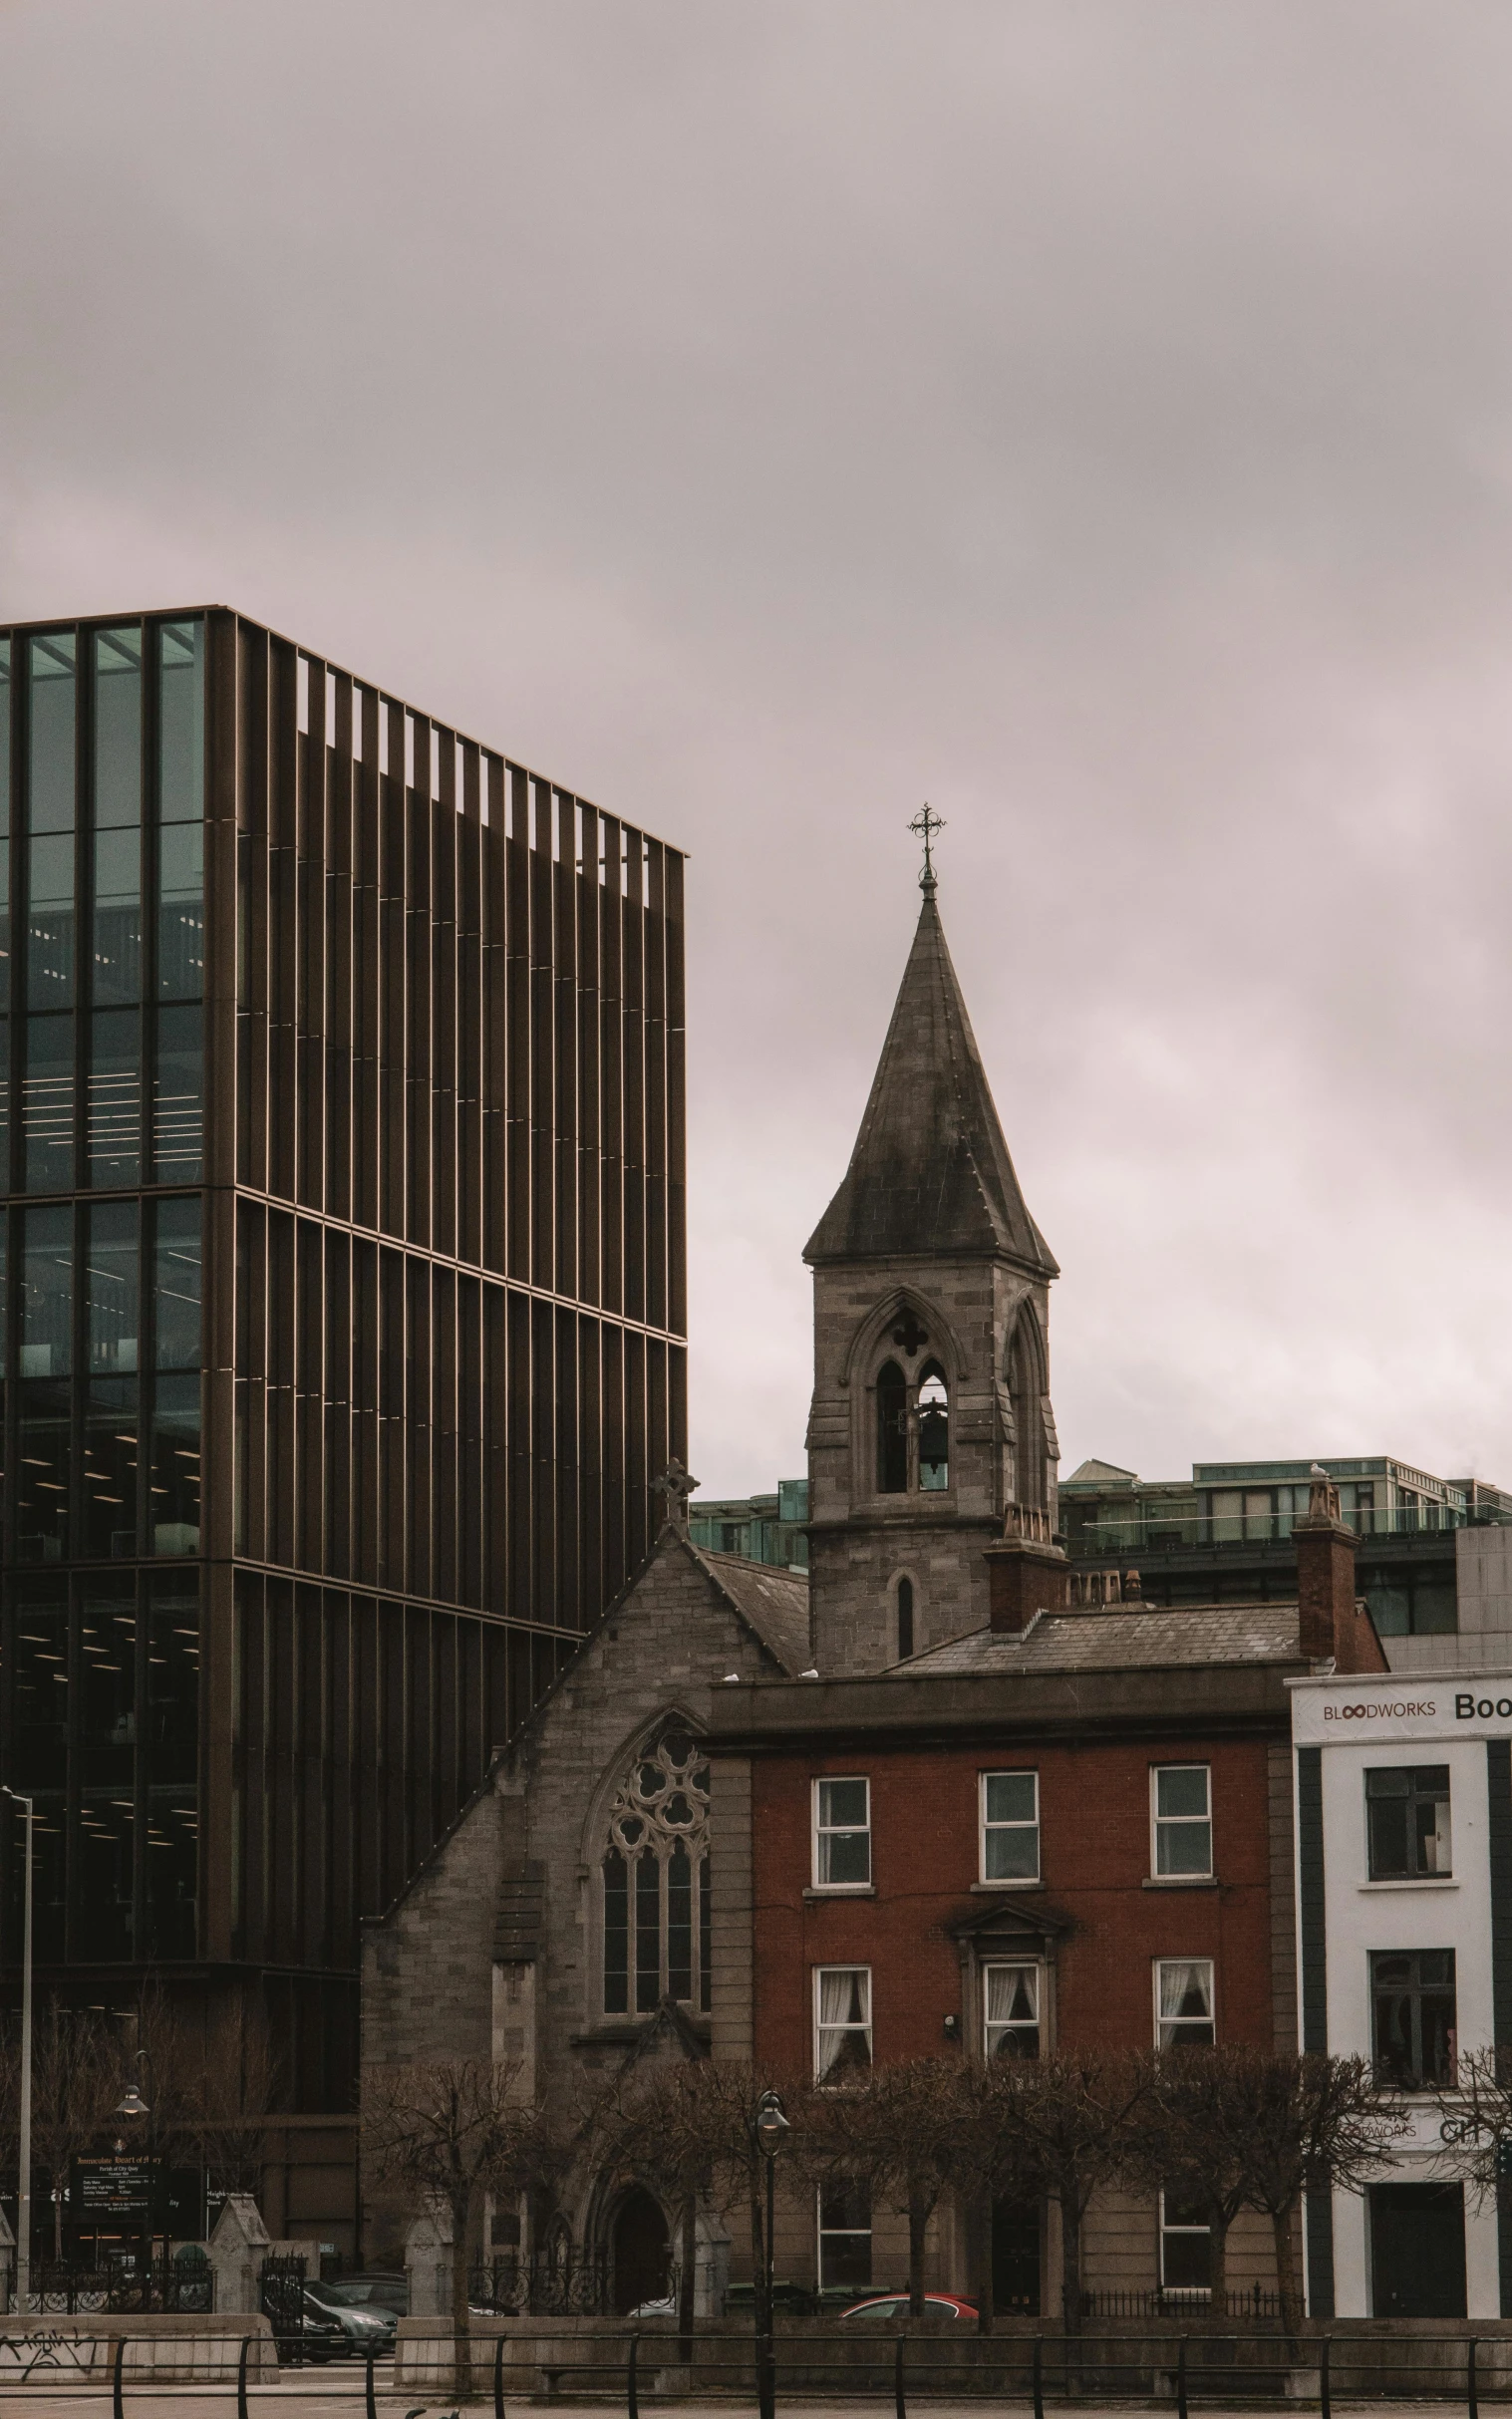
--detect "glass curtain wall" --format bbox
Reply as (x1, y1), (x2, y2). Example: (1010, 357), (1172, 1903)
(0, 616), (204, 1966)
(8, 618), (203, 1197)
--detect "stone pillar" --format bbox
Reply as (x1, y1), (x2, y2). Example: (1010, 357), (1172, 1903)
(406, 2207), (455, 2317)
(207, 2193), (271, 2314)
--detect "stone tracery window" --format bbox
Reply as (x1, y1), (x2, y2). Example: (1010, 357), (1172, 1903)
(602, 1727), (711, 2017)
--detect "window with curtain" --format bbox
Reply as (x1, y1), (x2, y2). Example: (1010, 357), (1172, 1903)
(815, 1965), (872, 2081)
(985, 1963), (1041, 2059)
(600, 1726), (711, 2016)
(1156, 1959), (1215, 2049)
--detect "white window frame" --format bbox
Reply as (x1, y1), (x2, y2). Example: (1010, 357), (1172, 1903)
(1158, 2191), (1213, 2297)
(1150, 1763), (1213, 1880)
(815, 2178), (873, 2291)
(980, 1769), (1041, 1885)
(1153, 1957), (1216, 2049)
(811, 1775), (872, 1892)
(983, 1960), (1042, 2060)
(813, 1965), (873, 2082)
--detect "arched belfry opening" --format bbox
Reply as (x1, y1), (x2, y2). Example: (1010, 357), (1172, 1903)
(876, 1361), (908, 1494)
(1008, 1312), (1047, 1512)
(916, 1361), (949, 1492)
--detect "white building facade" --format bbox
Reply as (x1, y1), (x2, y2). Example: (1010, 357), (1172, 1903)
(1290, 1671), (1512, 2318)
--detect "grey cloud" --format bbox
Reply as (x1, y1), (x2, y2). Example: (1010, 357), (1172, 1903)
(4, 0), (1512, 1491)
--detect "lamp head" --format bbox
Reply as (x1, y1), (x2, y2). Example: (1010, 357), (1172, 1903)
(116, 2084), (151, 2122)
(755, 2088), (789, 2159)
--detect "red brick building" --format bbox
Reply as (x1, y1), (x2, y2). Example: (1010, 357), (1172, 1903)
(709, 1523), (1384, 2313)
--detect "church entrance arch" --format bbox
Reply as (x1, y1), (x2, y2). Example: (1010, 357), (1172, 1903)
(610, 2186), (671, 2314)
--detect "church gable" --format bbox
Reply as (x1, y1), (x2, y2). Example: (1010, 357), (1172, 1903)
(362, 1523), (806, 2079)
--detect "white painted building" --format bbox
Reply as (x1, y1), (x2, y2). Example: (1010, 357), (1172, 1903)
(1290, 1670), (1512, 2319)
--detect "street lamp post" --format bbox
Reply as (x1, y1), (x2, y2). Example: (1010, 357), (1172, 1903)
(115, 2057), (157, 2312)
(1, 1787), (35, 2315)
(754, 2090), (789, 2419)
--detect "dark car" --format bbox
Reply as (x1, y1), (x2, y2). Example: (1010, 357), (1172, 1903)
(269, 2296), (346, 2364)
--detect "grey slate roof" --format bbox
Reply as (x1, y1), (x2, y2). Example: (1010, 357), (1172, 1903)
(695, 1547), (810, 1675)
(803, 888), (1057, 1274)
(903, 1603), (1305, 1675)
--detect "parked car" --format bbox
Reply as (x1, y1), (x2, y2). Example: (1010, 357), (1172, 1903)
(839, 2292), (978, 2323)
(273, 2297), (346, 2364)
(304, 2279), (399, 2356)
(314, 2270), (409, 2318)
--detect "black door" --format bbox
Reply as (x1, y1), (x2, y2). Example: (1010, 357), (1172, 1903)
(611, 2187), (671, 2315)
(1369, 2184), (1466, 2317)
(992, 2199), (1041, 2316)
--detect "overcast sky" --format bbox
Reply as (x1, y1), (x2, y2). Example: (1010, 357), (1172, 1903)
(6, 3), (1512, 1498)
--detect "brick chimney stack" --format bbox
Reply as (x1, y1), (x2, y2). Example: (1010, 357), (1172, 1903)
(985, 1506), (1072, 1635)
(1293, 1465), (1384, 1672)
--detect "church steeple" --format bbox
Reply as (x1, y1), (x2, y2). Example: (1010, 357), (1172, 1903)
(803, 848), (1059, 1675)
(803, 885), (1057, 1277)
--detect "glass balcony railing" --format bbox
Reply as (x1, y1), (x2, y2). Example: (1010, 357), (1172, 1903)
(1065, 1503), (1494, 1556)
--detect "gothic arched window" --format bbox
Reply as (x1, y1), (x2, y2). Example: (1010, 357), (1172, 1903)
(876, 1361), (908, 1494)
(917, 1361), (949, 1492)
(601, 1728), (711, 2017)
(895, 1576), (915, 1661)
(1008, 1317), (1045, 1510)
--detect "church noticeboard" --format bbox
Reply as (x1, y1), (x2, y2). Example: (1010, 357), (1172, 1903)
(71, 2157), (158, 2221)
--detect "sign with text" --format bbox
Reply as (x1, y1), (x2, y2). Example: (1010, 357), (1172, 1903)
(1290, 1677), (1512, 1745)
(70, 2157), (158, 2223)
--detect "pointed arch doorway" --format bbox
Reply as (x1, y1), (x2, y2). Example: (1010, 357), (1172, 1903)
(610, 2186), (671, 2313)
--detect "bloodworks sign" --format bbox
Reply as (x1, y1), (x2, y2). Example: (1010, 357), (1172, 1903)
(1290, 1676), (1512, 1744)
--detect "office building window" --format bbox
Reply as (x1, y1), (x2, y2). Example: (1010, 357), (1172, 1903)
(813, 1777), (871, 1889)
(985, 1963), (1041, 2059)
(1371, 1950), (1456, 2089)
(1366, 1767), (1451, 1881)
(1159, 2194), (1213, 2293)
(1155, 1959), (1215, 2049)
(1152, 1765), (1212, 1878)
(982, 1770), (1040, 1883)
(817, 2179), (872, 2290)
(815, 1966), (872, 2081)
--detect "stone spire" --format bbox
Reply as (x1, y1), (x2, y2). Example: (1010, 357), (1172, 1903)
(804, 886), (1057, 1276)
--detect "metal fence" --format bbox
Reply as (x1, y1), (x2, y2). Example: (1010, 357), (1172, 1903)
(22, 2247), (213, 2315)
(1080, 2286), (1284, 2320)
(468, 2248), (614, 2314)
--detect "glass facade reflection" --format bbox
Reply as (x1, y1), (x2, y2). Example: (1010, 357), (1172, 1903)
(0, 605), (688, 2256)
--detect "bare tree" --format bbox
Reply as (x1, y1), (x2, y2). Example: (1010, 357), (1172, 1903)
(363, 2058), (563, 2389)
(950, 2053), (1055, 2332)
(1002, 2050), (1153, 2332)
(1210, 2051), (1394, 2338)
(1124, 2049), (1264, 2312)
(804, 2058), (974, 2316)
(1431, 2043), (1512, 2204)
(597, 2059), (720, 2350)
(28, 2004), (127, 2259)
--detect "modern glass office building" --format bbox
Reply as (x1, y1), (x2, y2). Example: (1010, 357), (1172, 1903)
(0, 610), (687, 2247)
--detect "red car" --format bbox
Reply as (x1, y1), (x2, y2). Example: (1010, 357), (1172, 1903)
(839, 2292), (979, 2322)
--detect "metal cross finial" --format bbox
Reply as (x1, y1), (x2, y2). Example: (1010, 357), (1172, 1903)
(909, 803), (945, 893)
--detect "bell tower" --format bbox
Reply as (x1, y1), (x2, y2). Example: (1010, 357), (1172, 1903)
(803, 825), (1059, 1674)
